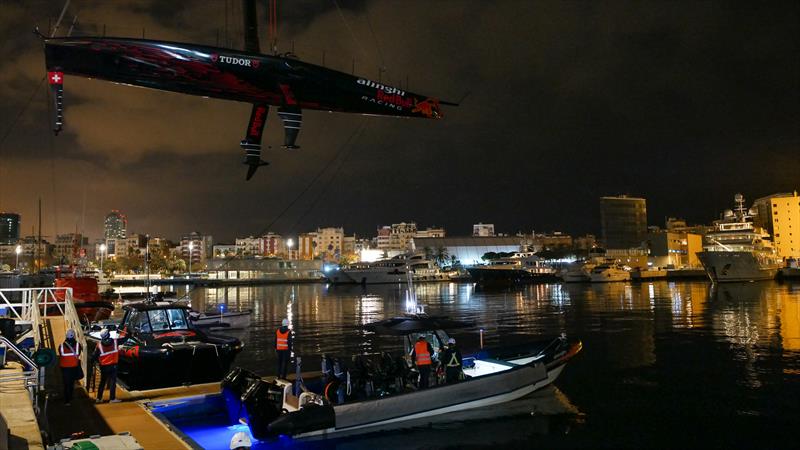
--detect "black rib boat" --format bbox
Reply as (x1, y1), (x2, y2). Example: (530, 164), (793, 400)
(87, 301), (243, 390)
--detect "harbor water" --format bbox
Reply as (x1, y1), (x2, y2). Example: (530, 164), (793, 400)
(168, 280), (800, 449)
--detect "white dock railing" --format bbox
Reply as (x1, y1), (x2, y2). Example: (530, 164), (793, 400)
(0, 287), (88, 407)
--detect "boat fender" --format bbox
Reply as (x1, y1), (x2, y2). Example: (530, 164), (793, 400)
(323, 380), (340, 403)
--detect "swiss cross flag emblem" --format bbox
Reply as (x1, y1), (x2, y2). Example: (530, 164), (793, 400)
(48, 71), (63, 85)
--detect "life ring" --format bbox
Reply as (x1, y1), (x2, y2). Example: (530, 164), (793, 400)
(324, 380), (340, 402)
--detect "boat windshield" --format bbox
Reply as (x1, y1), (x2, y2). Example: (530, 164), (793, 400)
(147, 308), (189, 331)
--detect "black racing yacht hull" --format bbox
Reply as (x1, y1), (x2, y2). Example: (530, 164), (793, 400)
(43, 37), (442, 118)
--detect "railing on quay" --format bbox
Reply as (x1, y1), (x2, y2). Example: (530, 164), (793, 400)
(0, 287), (88, 407)
(0, 335), (40, 412)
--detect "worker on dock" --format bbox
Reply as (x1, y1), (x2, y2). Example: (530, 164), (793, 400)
(442, 337), (464, 383)
(92, 328), (121, 403)
(58, 329), (82, 406)
(275, 318), (292, 379)
(411, 335), (434, 389)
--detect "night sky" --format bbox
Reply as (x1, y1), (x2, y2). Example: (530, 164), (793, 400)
(1, 1), (798, 242)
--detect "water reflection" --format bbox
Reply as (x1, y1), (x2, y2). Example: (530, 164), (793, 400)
(181, 281), (800, 374)
(174, 280), (800, 448)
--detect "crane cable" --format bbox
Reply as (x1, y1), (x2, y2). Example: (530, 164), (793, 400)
(257, 120), (367, 237)
(288, 121), (367, 232)
(268, 0), (278, 54)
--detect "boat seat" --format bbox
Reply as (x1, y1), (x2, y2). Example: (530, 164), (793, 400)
(479, 358), (517, 367)
(282, 384), (300, 411)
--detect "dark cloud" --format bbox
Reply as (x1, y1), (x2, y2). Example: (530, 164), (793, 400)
(1, 0), (798, 243)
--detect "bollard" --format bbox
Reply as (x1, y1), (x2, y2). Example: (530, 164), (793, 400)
(480, 329), (484, 349)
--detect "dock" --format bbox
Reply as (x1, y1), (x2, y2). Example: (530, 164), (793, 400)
(43, 317), (220, 449)
(0, 287), (226, 449)
(0, 362), (44, 450)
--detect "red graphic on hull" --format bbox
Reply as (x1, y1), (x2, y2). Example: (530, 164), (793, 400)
(412, 98), (442, 118)
(249, 106), (268, 137)
(279, 84), (297, 105)
(376, 90), (412, 109)
(153, 330), (197, 339)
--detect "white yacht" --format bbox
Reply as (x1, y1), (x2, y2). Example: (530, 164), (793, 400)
(560, 262), (595, 283)
(467, 253), (559, 285)
(588, 263), (631, 282)
(697, 194), (782, 282)
(338, 254), (443, 284)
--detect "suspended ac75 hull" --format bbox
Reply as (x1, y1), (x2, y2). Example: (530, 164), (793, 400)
(43, 37), (443, 118)
(42, 37), (448, 179)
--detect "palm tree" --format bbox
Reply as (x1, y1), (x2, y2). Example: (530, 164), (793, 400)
(435, 246), (449, 267)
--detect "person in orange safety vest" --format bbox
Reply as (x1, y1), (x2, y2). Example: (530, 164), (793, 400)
(91, 328), (121, 403)
(410, 335), (435, 389)
(275, 318), (293, 379)
(58, 328), (82, 405)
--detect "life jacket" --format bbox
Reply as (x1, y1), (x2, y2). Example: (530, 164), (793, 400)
(276, 328), (290, 351)
(59, 341), (80, 368)
(98, 340), (119, 366)
(414, 340), (431, 366)
(446, 349), (461, 368)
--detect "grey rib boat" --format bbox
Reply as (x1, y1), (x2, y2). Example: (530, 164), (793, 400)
(221, 315), (582, 441)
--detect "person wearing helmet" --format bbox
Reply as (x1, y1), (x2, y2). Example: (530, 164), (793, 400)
(58, 328), (82, 405)
(91, 328), (121, 403)
(229, 431), (252, 450)
(442, 337), (464, 383)
(410, 335), (435, 389)
(275, 318), (293, 379)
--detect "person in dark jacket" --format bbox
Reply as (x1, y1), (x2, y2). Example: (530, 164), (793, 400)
(410, 335), (435, 389)
(91, 328), (120, 403)
(58, 329), (82, 405)
(442, 337), (464, 383)
(275, 318), (293, 379)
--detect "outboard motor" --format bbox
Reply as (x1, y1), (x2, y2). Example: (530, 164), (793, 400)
(241, 378), (285, 440)
(221, 367), (262, 425)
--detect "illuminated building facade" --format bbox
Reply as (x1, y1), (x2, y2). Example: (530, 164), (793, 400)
(0, 213), (20, 245)
(104, 210), (127, 240)
(753, 191), (800, 258)
(600, 195), (648, 249)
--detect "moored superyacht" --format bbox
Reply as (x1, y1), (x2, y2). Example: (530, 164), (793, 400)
(337, 254), (445, 284)
(697, 194), (782, 282)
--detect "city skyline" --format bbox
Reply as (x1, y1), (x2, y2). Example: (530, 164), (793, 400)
(1, 1), (797, 242)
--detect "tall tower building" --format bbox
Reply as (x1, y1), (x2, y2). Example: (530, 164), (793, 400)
(104, 210), (127, 240)
(752, 191), (800, 258)
(0, 212), (21, 245)
(600, 195), (648, 249)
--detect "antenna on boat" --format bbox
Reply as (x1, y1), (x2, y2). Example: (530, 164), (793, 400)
(144, 234), (152, 302)
(405, 265), (425, 315)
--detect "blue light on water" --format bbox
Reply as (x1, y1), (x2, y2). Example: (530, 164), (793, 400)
(151, 398), (305, 450)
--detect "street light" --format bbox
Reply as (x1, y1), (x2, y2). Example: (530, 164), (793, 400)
(15, 244), (22, 270)
(99, 243), (107, 273)
(286, 238), (294, 260)
(188, 241), (194, 278)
